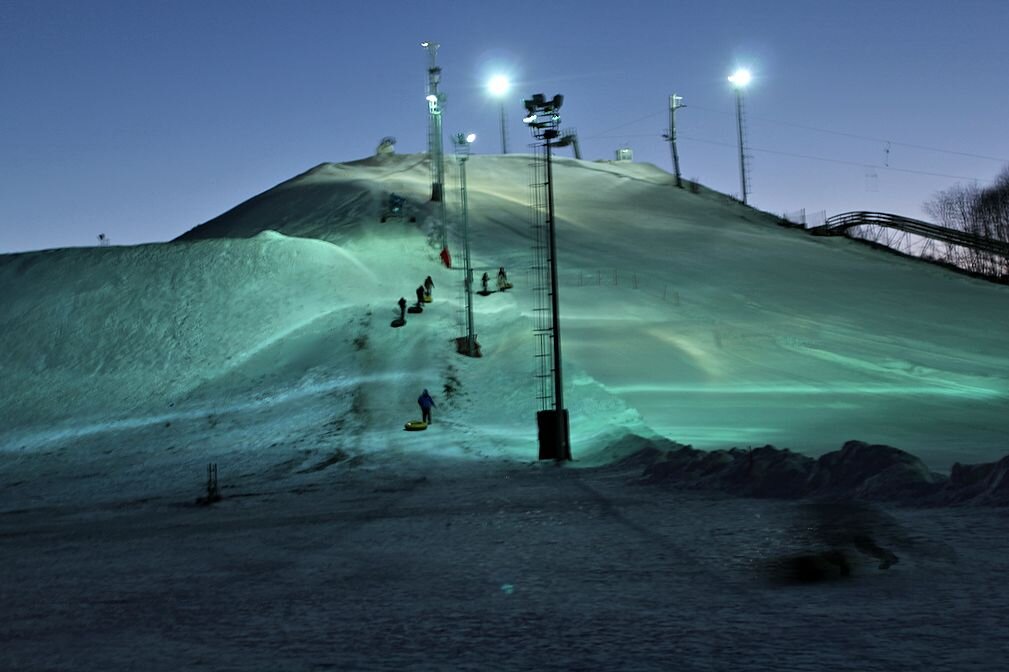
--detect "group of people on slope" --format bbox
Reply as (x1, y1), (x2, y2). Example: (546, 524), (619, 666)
(480, 267), (509, 294)
(401, 267), (508, 429)
(397, 275), (436, 321)
(396, 277), (437, 426)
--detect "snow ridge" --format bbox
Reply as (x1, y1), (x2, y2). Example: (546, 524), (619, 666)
(624, 436), (1009, 506)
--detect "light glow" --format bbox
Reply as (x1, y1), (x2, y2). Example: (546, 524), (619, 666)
(488, 75), (510, 97)
(465, 133), (477, 143)
(728, 69), (752, 87)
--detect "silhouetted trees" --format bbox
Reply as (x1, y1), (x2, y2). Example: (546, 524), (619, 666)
(924, 166), (1009, 278)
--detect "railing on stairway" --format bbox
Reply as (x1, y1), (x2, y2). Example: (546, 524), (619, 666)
(810, 211), (1009, 259)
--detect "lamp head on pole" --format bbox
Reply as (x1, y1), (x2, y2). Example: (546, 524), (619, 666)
(522, 93), (564, 137)
(452, 133), (477, 158)
(488, 75), (510, 98)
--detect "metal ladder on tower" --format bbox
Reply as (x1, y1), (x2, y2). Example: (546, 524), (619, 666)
(528, 146), (556, 412)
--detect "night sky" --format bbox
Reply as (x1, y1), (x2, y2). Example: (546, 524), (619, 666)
(2, 0), (1007, 253)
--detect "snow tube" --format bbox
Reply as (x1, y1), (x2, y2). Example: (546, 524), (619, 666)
(422, 294), (432, 303)
(499, 282), (513, 291)
(404, 420), (428, 431)
(390, 318), (406, 328)
(407, 305), (423, 314)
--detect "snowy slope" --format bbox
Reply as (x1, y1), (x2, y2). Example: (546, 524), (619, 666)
(3, 152), (1007, 469)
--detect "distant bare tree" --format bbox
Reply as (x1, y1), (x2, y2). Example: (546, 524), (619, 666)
(924, 166), (1009, 278)
(975, 167), (1009, 244)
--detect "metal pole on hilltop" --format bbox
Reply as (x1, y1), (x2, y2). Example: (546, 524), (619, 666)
(663, 93), (685, 188)
(735, 88), (748, 204)
(728, 69), (752, 204)
(500, 100), (508, 155)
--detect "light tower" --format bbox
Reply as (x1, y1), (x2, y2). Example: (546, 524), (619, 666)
(523, 93), (571, 461)
(728, 68), (751, 204)
(421, 41), (446, 204)
(452, 132), (479, 357)
(488, 75), (510, 154)
(662, 93), (685, 188)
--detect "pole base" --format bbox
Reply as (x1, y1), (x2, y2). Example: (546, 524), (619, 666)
(455, 336), (481, 358)
(536, 409), (571, 460)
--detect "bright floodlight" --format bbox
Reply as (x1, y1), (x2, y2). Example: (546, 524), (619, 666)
(728, 69), (752, 87)
(488, 75), (510, 97)
(466, 133), (477, 143)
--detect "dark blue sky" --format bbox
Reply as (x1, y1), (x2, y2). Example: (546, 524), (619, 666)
(2, 0), (1007, 253)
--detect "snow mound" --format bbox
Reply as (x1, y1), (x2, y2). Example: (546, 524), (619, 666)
(0, 233), (374, 432)
(938, 455), (1009, 505)
(628, 436), (1009, 506)
(806, 440), (942, 500)
(638, 441), (818, 499)
(633, 439), (945, 503)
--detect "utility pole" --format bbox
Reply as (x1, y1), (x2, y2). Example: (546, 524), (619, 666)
(663, 93), (685, 188)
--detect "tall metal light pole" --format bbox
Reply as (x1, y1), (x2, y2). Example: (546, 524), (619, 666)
(421, 42), (446, 203)
(728, 69), (751, 204)
(452, 132), (478, 357)
(422, 41), (449, 258)
(488, 75), (510, 154)
(663, 93), (685, 188)
(524, 93), (571, 461)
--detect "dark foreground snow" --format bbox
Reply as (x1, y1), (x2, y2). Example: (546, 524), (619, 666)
(2, 453), (1006, 672)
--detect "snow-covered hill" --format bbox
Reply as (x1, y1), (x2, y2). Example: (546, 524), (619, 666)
(4, 153), (1009, 671)
(3, 153), (1007, 470)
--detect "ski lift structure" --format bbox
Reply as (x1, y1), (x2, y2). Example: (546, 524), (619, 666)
(552, 128), (581, 160)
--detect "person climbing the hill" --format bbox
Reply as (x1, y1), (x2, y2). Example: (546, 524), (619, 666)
(497, 266), (509, 291)
(424, 275), (435, 300)
(481, 272), (490, 293)
(418, 389), (436, 425)
(397, 297), (407, 321)
(415, 285), (426, 307)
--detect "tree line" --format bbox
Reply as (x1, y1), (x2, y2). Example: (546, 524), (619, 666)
(924, 167), (1009, 279)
